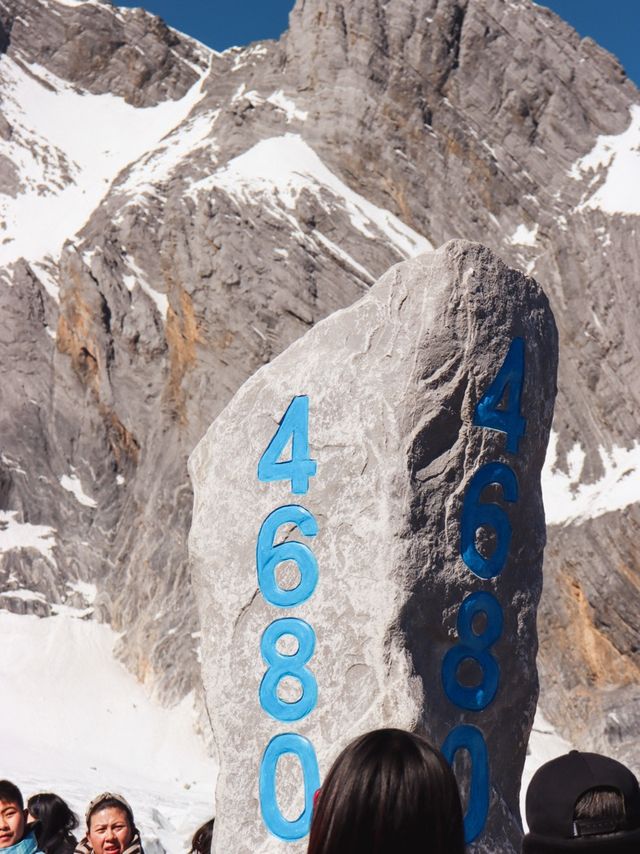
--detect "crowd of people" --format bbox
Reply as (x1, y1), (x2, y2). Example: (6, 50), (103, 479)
(2, 732), (639, 853)
(0, 786), (212, 854)
(308, 731), (640, 853)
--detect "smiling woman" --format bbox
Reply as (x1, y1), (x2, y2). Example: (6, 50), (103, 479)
(75, 795), (143, 854)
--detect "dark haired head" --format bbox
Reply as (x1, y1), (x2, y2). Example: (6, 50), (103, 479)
(85, 794), (135, 834)
(28, 794), (78, 854)
(189, 818), (214, 854)
(0, 782), (23, 811)
(307, 728), (465, 854)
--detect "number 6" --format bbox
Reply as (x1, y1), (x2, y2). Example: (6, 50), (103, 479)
(257, 505), (319, 607)
(460, 462), (518, 579)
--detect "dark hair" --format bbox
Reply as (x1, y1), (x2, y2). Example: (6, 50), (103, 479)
(0, 781), (23, 810)
(574, 788), (626, 822)
(307, 728), (465, 854)
(86, 796), (134, 833)
(189, 818), (214, 854)
(571, 786), (628, 839)
(28, 794), (78, 854)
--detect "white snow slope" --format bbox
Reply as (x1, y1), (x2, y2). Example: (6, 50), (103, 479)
(189, 133), (434, 264)
(0, 53), (210, 296)
(542, 431), (640, 526)
(0, 611), (216, 854)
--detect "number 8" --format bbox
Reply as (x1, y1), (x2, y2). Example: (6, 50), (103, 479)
(259, 618), (318, 722)
(441, 591), (503, 711)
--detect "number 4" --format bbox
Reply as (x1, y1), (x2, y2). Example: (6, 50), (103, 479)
(473, 337), (526, 454)
(258, 396), (317, 495)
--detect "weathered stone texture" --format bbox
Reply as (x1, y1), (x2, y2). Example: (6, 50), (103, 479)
(189, 240), (558, 853)
(0, 0), (637, 775)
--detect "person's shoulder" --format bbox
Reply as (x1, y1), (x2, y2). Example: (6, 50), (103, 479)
(18, 831), (45, 854)
(122, 833), (143, 854)
(51, 837), (78, 854)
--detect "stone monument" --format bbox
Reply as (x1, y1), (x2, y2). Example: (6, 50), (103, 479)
(188, 239), (558, 853)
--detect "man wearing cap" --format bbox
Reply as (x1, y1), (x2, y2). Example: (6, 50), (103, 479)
(75, 794), (143, 854)
(523, 750), (640, 852)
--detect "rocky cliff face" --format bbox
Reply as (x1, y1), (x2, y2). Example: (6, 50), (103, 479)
(0, 0), (638, 777)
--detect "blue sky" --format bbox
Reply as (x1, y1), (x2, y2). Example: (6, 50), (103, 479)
(117, 1), (639, 87)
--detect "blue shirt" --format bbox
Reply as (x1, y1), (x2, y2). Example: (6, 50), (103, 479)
(2, 831), (43, 854)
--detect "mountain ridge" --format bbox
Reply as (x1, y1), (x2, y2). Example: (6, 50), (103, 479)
(0, 0), (638, 786)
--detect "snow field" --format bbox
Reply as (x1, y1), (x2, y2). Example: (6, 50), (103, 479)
(0, 612), (216, 854)
(0, 54), (210, 274)
(189, 133), (434, 261)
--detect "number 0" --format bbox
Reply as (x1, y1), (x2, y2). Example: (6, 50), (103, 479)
(442, 725), (489, 844)
(259, 733), (320, 840)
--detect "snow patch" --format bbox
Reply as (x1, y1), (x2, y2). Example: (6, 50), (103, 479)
(60, 472), (97, 508)
(123, 256), (169, 320)
(570, 104), (640, 215)
(118, 109), (220, 198)
(313, 230), (375, 283)
(0, 611), (215, 853)
(1, 454), (26, 475)
(509, 222), (538, 246)
(267, 90), (308, 122)
(542, 431), (640, 526)
(0, 511), (56, 562)
(230, 44), (268, 71)
(67, 579), (97, 603)
(190, 134), (433, 260)
(0, 54), (209, 268)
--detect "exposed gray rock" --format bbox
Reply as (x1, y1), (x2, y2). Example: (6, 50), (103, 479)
(189, 240), (558, 853)
(0, 0), (211, 106)
(0, 0), (637, 780)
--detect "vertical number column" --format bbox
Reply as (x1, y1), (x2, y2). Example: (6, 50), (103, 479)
(441, 338), (525, 843)
(256, 395), (321, 841)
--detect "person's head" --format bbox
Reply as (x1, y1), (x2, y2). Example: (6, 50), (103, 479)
(189, 818), (214, 854)
(85, 794), (136, 854)
(0, 781), (27, 849)
(27, 794), (78, 852)
(523, 750), (640, 852)
(307, 728), (465, 854)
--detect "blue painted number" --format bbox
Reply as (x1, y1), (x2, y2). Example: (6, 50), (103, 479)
(258, 396), (317, 495)
(460, 461), (518, 579)
(473, 337), (526, 453)
(260, 618), (318, 722)
(260, 733), (321, 840)
(257, 505), (318, 607)
(442, 592), (503, 711)
(442, 725), (489, 844)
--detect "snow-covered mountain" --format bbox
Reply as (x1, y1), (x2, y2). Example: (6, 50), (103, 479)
(0, 0), (639, 836)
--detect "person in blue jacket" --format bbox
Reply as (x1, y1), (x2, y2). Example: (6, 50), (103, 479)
(0, 781), (44, 854)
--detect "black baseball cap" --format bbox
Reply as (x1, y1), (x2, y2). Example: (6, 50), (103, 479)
(523, 751), (640, 853)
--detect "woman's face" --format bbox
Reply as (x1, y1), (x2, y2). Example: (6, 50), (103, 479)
(87, 807), (132, 854)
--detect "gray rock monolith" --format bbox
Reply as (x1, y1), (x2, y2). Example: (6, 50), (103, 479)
(188, 239), (558, 854)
